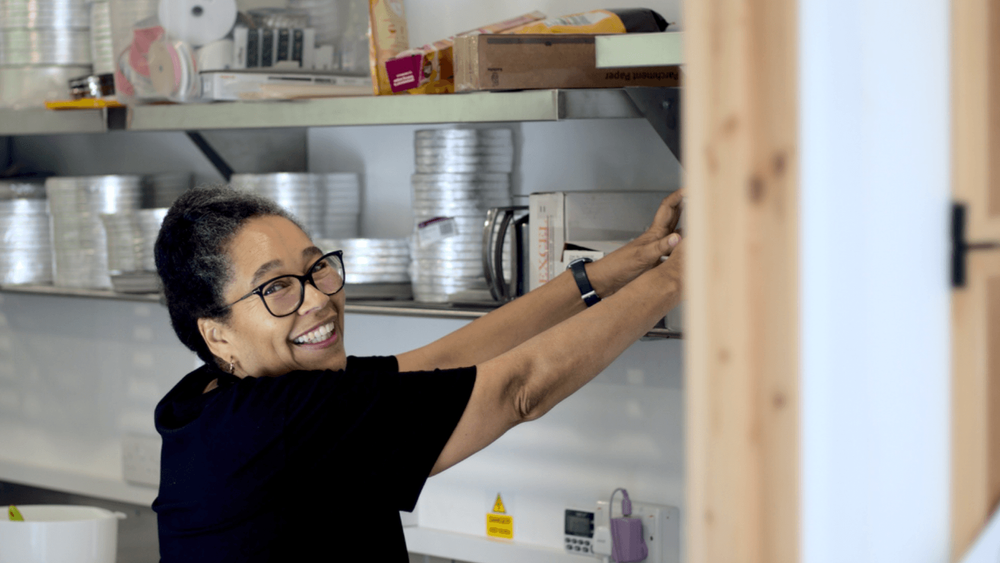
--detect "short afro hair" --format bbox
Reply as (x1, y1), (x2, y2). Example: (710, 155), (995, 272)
(154, 185), (300, 364)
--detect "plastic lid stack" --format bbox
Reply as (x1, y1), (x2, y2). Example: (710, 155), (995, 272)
(46, 175), (141, 289)
(0, 178), (51, 285)
(0, 0), (92, 108)
(409, 128), (514, 303)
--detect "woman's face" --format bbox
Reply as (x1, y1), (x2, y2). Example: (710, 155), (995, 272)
(210, 215), (347, 377)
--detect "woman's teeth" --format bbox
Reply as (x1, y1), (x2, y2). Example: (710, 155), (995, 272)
(293, 322), (334, 344)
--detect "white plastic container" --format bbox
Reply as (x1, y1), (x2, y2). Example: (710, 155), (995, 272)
(0, 505), (126, 563)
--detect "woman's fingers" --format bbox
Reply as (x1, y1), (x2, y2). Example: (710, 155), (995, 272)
(654, 232), (683, 257)
(650, 189), (685, 234)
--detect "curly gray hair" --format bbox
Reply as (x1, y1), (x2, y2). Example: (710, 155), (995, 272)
(154, 185), (302, 364)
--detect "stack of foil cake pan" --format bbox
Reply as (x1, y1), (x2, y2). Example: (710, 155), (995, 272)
(0, 0), (92, 108)
(0, 178), (51, 285)
(46, 175), (141, 289)
(410, 129), (514, 303)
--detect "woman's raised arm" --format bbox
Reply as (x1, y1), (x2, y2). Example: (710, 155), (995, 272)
(429, 236), (685, 475)
(396, 189), (684, 372)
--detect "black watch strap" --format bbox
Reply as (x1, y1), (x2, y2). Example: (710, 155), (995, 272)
(568, 258), (601, 307)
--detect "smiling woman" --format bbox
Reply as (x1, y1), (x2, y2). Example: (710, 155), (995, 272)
(150, 185), (686, 562)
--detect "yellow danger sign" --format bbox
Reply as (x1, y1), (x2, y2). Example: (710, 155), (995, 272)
(487, 513), (514, 539)
(492, 493), (506, 514)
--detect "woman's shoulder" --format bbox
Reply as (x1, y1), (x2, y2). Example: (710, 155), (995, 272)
(344, 355), (399, 374)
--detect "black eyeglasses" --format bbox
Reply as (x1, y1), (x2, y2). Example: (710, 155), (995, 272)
(223, 250), (345, 317)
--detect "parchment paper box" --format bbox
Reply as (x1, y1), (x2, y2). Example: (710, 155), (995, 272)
(528, 190), (676, 290)
(529, 190), (682, 332)
(455, 34), (682, 91)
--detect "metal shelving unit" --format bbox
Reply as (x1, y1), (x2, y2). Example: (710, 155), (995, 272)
(0, 86), (682, 339)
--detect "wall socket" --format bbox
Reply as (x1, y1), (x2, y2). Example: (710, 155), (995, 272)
(122, 434), (161, 488)
(595, 499), (681, 563)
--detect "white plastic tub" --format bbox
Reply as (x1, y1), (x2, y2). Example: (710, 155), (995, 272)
(0, 505), (125, 563)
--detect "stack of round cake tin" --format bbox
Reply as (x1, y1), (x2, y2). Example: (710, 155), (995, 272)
(231, 173), (324, 239)
(46, 175), (141, 289)
(316, 238), (410, 284)
(100, 208), (167, 275)
(410, 128), (514, 303)
(320, 173), (361, 239)
(0, 0), (92, 108)
(87, 0), (113, 75)
(0, 178), (51, 285)
(142, 172), (191, 209)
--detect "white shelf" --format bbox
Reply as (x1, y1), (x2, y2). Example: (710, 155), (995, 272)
(404, 526), (583, 563)
(0, 89), (657, 136)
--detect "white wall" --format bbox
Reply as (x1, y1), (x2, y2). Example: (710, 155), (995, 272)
(799, 0), (951, 561)
(1, 0), (686, 557)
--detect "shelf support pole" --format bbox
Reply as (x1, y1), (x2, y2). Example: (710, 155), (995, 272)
(185, 131), (234, 182)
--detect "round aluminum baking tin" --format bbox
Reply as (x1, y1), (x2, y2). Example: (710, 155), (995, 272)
(415, 146), (515, 157)
(0, 65), (91, 108)
(415, 129), (512, 140)
(347, 273), (410, 284)
(0, 253), (52, 284)
(89, 0), (114, 74)
(143, 172), (191, 208)
(413, 151), (514, 165)
(415, 162), (512, 174)
(412, 173), (510, 184)
(0, 199), (48, 216)
(0, 178), (46, 199)
(0, 29), (92, 65)
(0, 0), (90, 29)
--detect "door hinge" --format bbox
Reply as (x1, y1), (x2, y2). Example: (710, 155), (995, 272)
(952, 202), (1000, 287)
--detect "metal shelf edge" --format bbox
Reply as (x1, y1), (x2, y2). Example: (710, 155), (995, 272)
(126, 90), (565, 132)
(0, 286), (681, 339)
(0, 108), (107, 136)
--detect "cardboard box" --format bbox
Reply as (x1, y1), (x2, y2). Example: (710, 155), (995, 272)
(455, 34), (682, 92)
(384, 11), (545, 95)
(200, 71), (370, 101)
(528, 190), (675, 291)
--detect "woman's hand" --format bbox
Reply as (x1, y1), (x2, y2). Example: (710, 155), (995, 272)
(588, 188), (685, 298)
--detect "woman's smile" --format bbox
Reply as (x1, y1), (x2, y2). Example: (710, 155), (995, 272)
(292, 319), (338, 347)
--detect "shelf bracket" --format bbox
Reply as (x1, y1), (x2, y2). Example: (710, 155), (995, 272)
(185, 131), (234, 182)
(624, 87), (682, 165)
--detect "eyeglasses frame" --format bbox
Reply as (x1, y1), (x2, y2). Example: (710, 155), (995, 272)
(221, 250), (345, 318)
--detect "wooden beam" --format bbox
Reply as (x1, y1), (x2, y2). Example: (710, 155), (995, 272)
(684, 0), (799, 561)
(950, 0), (1000, 558)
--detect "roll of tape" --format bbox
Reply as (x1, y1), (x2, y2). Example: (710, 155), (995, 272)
(158, 0), (237, 47)
(195, 38), (233, 71)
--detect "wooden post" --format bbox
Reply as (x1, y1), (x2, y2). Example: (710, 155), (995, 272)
(684, 0), (800, 560)
(950, 0), (1000, 559)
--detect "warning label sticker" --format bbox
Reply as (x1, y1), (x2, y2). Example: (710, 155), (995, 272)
(486, 514), (513, 539)
(492, 493), (506, 514)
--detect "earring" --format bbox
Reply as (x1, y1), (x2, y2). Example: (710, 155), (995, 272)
(228, 360), (235, 375)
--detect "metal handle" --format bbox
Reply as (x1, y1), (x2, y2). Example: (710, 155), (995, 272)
(483, 206), (528, 302)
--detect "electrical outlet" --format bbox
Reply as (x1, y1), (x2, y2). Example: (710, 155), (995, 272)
(122, 433), (161, 488)
(596, 499), (680, 563)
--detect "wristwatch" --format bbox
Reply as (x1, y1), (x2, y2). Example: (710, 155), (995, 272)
(567, 257), (601, 307)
